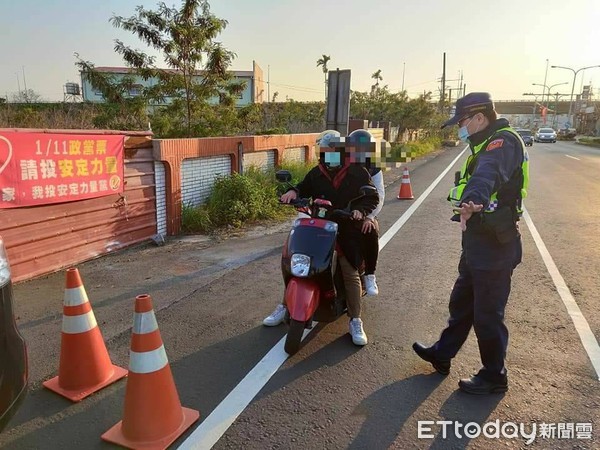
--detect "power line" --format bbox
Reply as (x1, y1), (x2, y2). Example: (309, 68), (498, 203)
(255, 78), (323, 94)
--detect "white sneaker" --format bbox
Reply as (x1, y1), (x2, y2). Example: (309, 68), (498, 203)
(349, 318), (368, 346)
(263, 304), (287, 326)
(364, 274), (379, 296)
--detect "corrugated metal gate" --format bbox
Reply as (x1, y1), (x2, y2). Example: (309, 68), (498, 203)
(0, 131), (157, 283)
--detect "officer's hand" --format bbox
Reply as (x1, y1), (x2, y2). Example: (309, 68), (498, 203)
(280, 190), (297, 204)
(457, 201), (483, 231)
(351, 210), (364, 221)
(361, 218), (375, 234)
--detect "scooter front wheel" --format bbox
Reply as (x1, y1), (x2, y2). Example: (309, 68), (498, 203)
(284, 319), (305, 355)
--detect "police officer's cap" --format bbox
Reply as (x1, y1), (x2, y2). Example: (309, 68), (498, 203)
(441, 92), (495, 129)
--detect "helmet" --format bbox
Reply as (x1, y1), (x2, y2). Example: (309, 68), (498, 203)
(317, 130), (344, 170)
(316, 130), (341, 148)
(347, 129), (376, 166)
(348, 129), (375, 144)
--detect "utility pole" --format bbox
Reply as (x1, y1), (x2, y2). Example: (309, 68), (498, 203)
(440, 52), (446, 113)
(459, 71), (463, 98)
(16, 73), (21, 99)
(267, 65), (270, 103)
(542, 58), (549, 108)
(22, 66), (28, 93)
(401, 62), (405, 92)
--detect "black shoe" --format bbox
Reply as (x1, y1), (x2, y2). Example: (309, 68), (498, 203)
(412, 342), (451, 375)
(458, 375), (508, 395)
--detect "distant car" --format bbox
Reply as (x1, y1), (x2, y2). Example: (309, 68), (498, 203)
(515, 129), (534, 146)
(558, 128), (577, 139)
(535, 127), (557, 143)
(0, 236), (28, 433)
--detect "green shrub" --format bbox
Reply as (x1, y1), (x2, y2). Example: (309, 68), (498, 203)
(578, 137), (600, 147)
(255, 127), (289, 135)
(181, 203), (213, 233)
(179, 160), (311, 233)
(390, 137), (442, 162)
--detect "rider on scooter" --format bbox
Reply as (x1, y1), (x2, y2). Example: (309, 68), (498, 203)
(263, 130), (379, 345)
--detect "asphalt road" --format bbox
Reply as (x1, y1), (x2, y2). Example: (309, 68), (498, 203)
(2, 141), (600, 449)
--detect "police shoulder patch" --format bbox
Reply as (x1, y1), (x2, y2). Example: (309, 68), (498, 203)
(486, 138), (504, 151)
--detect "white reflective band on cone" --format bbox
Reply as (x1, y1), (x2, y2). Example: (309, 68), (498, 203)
(62, 310), (98, 334)
(133, 311), (159, 334)
(64, 286), (89, 306)
(129, 345), (169, 374)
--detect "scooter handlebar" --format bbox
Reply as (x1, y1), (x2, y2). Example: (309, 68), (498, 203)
(330, 209), (353, 219)
(278, 199), (357, 220)
(279, 198), (310, 207)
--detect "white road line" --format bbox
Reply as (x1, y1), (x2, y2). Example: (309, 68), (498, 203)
(523, 209), (600, 380)
(379, 148), (468, 248)
(565, 155), (580, 161)
(179, 147), (469, 450)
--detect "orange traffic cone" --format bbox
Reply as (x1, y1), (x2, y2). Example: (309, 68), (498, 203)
(43, 268), (127, 402)
(397, 166), (414, 200)
(102, 294), (199, 450)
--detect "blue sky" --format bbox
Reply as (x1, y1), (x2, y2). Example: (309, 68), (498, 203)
(2, 0), (599, 102)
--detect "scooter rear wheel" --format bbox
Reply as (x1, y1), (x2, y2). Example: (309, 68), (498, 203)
(284, 319), (305, 355)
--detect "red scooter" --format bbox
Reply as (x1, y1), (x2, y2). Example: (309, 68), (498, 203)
(276, 170), (377, 355)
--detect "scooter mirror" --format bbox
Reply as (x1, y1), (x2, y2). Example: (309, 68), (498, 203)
(276, 170), (292, 183)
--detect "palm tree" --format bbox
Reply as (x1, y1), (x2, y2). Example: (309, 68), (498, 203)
(371, 69), (383, 93)
(316, 54), (331, 100)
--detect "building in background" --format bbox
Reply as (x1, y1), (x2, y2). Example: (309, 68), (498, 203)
(81, 61), (265, 106)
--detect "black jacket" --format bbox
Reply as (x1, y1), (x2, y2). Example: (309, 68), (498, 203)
(293, 162), (379, 269)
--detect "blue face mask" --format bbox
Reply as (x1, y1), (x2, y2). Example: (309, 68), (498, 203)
(323, 152), (342, 167)
(457, 117), (473, 142)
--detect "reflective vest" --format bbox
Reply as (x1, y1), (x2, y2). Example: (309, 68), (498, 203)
(448, 127), (530, 214)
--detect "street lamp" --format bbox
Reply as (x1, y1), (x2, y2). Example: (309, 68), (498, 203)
(532, 82), (569, 108)
(532, 82), (569, 124)
(551, 64), (600, 127)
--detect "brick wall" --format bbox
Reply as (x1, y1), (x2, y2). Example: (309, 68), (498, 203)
(153, 133), (319, 234)
(181, 155), (231, 207)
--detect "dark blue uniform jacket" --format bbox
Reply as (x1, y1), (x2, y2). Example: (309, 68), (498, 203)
(459, 118), (525, 271)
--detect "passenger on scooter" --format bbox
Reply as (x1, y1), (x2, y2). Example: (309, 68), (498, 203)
(263, 130), (379, 346)
(346, 129), (386, 296)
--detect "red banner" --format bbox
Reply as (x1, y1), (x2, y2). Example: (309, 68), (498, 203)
(0, 132), (124, 208)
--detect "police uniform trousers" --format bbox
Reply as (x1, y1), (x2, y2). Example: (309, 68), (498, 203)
(433, 250), (516, 383)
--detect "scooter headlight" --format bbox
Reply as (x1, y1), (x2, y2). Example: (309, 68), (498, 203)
(324, 222), (338, 232)
(290, 253), (311, 277)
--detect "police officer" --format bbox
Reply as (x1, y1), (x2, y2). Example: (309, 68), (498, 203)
(412, 92), (529, 394)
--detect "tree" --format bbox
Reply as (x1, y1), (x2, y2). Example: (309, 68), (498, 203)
(271, 91), (279, 102)
(316, 54), (331, 100)
(77, 0), (244, 137)
(371, 69), (383, 93)
(11, 89), (42, 103)
(350, 85), (438, 134)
